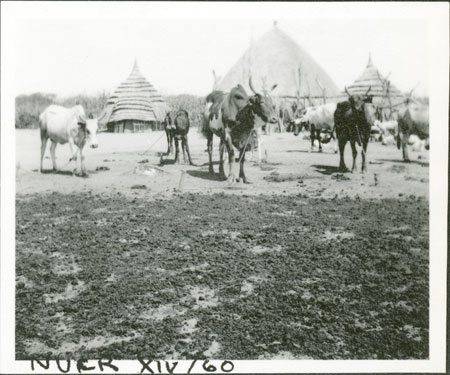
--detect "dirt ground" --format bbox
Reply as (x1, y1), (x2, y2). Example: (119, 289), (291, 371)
(16, 128), (429, 199)
(14, 128), (429, 360)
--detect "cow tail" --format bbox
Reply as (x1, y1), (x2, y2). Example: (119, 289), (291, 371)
(199, 113), (211, 138)
(39, 112), (47, 140)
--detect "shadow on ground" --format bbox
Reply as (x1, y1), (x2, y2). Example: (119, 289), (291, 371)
(186, 170), (226, 182)
(312, 165), (343, 175)
(39, 169), (76, 176)
(159, 159), (176, 166)
(377, 159), (429, 167)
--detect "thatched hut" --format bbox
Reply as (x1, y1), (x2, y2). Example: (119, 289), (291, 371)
(99, 60), (170, 133)
(346, 54), (404, 120)
(217, 22), (340, 106)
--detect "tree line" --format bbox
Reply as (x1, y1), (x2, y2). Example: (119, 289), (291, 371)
(15, 92), (205, 129)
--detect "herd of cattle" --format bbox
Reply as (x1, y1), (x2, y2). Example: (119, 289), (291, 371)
(37, 78), (429, 181)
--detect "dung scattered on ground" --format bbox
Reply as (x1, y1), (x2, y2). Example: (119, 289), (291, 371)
(16, 192), (429, 360)
(96, 166), (110, 171)
(264, 172), (303, 182)
(389, 165), (407, 173)
(331, 173), (350, 181)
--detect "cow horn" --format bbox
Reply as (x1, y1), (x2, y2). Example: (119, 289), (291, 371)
(249, 76), (257, 94)
(365, 86), (372, 96)
(270, 84), (278, 92)
(344, 86), (351, 97)
(78, 114), (87, 124)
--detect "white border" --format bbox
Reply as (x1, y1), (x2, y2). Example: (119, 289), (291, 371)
(1, 2), (448, 374)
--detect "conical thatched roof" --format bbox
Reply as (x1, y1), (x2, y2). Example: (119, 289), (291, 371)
(347, 55), (403, 101)
(217, 24), (340, 99)
(99, 60), (169, 126)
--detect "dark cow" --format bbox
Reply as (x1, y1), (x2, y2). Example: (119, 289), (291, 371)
(396, 98), (429, 162)
(202, 84), (250, 177)
(172, 110), (194, 165)
(164, 112), (175, 155)
(334, 87), (376, 172)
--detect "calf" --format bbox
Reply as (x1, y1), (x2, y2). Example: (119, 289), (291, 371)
(39, 105), (98, 176)
(173, 110), (194, 165)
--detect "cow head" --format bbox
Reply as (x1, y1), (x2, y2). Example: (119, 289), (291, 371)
(248, 77), (278, 124)
(165, 111), (172, 125)
(77, 114), (99, 148)
(293, 118), (308, 136)
(345, 86), (372, 111)
(364, 103), (377, 127)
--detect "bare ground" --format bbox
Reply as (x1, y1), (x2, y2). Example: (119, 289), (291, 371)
(15, 129), (429, 360)
(16, 129), (429, 199)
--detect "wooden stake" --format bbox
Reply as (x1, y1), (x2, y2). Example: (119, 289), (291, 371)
(178, 170), (186, 191)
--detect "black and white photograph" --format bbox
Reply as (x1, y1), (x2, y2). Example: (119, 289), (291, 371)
(1, 1), (448, 373)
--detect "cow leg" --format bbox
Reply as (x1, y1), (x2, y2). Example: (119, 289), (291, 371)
(183, 136), (194, 165)
(332, 127), (338, 153)
(350, 141), (358, 172)
(40, 135), (48, 173)
(170, 134), (174, 155)
(338, 138), (348, 172)
(219, 138), (226, 178)
(174, 138), (180, 164)
(361, 140), (368, 172)
(317, 130), (323, 153)
(238, 149), (250, 184)
(181, 137), (187, 164)
(80, 149), (88, 177)
(68, 138), (79, 175)
(224, 128), (236, 184)
(207, 133), (214, 174)
(50, 141), (58, 172)
(258, 135), (263, 163)
(402, 134), (410, 162)
(310, 126), (315, 152)
(165, 131), (171, 155)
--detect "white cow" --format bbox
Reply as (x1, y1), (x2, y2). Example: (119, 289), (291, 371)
(294, 102), (338, 153)
(381, 134), (396, 146)
(374, 119), (398, 138)
(39, 105), (99, 176)
(408, 134), (429, 152)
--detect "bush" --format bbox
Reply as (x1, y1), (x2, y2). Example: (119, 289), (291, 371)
(15, 93), (56, 129)
(165, 94), (205, 127)
(15, 92), (109, 129)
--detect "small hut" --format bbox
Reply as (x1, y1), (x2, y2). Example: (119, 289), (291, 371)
(99, 60), (170, 133)
(346, 54), (404, 120)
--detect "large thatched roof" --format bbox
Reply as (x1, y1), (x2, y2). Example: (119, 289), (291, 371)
(347, 55), (404, 102)
(216, 23), (340, 99)
(99, 60), (169, 126)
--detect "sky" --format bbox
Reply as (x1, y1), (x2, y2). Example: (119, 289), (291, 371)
(11, 2), (433, 98)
